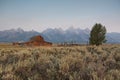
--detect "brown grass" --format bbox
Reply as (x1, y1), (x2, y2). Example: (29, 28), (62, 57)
(0, 44), (120, 80)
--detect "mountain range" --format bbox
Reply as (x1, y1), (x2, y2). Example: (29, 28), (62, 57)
(0, 27), (120, 44)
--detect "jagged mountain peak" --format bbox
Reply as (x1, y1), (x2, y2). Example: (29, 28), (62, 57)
(16, 28), (24, 32)
(0, 27), (120, 43)
(3, 28), (24, 33)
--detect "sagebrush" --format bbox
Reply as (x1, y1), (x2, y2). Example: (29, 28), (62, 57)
(0, 44), (120, 80)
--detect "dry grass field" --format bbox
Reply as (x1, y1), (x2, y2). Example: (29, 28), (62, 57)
(0, 44), (120, 80)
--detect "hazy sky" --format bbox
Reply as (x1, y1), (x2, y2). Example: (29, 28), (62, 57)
(0, 0), (120, 32)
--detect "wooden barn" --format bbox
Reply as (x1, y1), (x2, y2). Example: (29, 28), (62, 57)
(13, 35), (52, 46)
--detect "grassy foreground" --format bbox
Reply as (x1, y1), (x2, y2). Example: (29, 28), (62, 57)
(0, 44), (120, 80)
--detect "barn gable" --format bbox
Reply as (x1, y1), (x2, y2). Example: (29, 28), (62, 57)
(13, 35), (52, 46)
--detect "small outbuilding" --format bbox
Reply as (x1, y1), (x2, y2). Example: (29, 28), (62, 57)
(13, 35), (52, 46)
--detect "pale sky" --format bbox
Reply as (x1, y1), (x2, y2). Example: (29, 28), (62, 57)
(0, 0), (120, 32)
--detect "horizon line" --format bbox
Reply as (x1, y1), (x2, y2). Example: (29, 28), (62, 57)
(0, 27), (120, 33)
